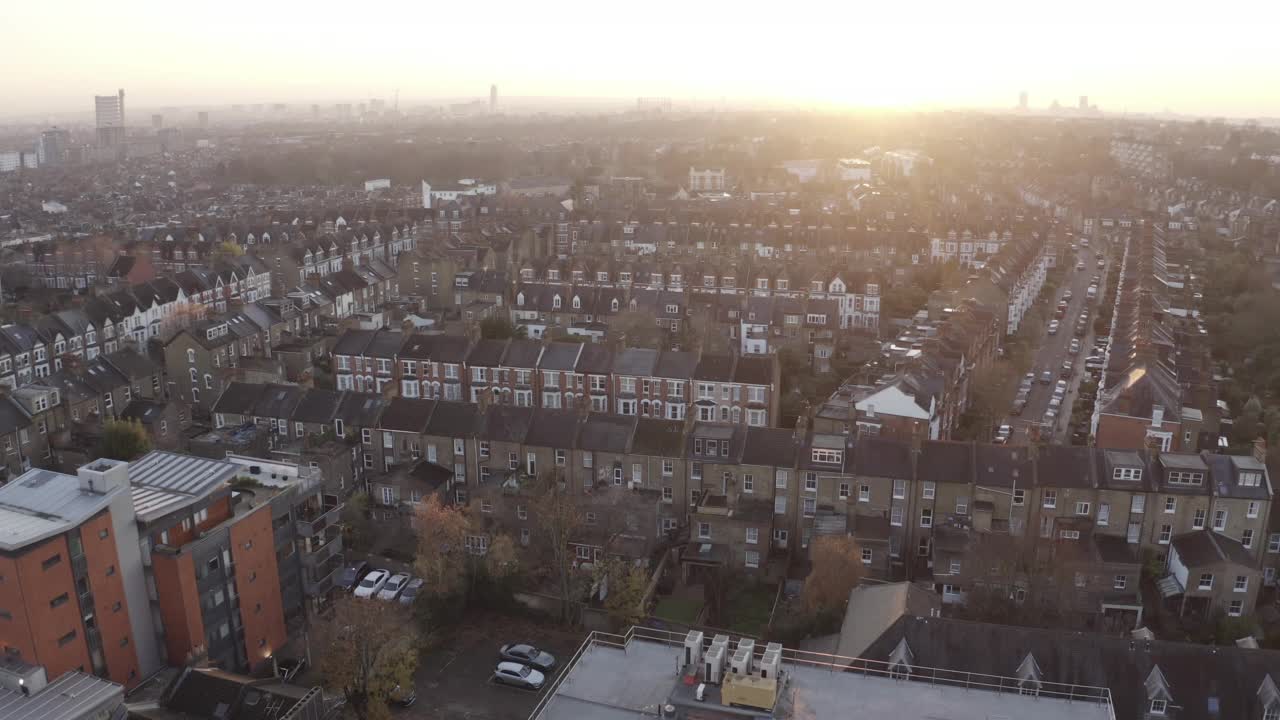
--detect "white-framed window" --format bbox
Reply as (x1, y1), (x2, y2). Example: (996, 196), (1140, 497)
(1244, 529), (1255, 548)
(662, 487), (673, 503)
(1214, 509), (1228, 531)
(861, 548), (873, 566)
(774, 496), (787, 515)
(1013, 489), (1025, 506)
(1114, 575), (1127, 590)
(1249, 501), (1260, 519)
(1097, 503), (1110, 527)
(1229, 600), (1244, 618)
(662, 459), (673, 476)
(920, 508), (933, 528)
(1043, 490), (1057, 509)
(892, 479), (905, 499)
(743, 474), (754, 493)
(811, 448), (842, 464)
(555, 449), (566, 466)
(1166, 470), (1204, 485)
(697, 522), (710, 539)
(1159, 524), (1172, 544)
(949, 559), (961, 574)
(1113, 467), (1142, 481)
(1193, 508), (1206, 529)
(745, 551), (760, 569)
(1198, 573), (1214, 590)
(803, 498), (816, 516)
(361, 429), (372, 445)
(839, 483), (850, 500)
(746, 528), (758, 545)
(1235, 575), (1249, 593)
(1075, 501), (1090, 516)
(775, 470), (788, 489)
(804, 473), (817, 492)
(1270, 533), (1280, 554)
(922, 482), (935, 499)
(890, 506), (903, 526)
(1164, 497), (1176, 514)
(1149, 699), (1167, 715)
(1131, 495), (1145, 514)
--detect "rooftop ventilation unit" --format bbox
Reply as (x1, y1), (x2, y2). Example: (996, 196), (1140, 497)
(730, 646), (751, 676)
(703, 645), (725, 685)
(759, 646), (782, 680)
(733, 639), (756, 675)
(683, 631), (705, 670)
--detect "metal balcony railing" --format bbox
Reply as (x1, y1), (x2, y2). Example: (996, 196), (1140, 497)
(295, 501), (343, 538)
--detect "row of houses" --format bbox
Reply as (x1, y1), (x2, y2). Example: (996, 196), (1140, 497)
(331, 332), (782, 426)
(212, 380), (1279, 626)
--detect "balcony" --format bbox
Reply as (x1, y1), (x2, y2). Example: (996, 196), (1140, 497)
(295, 498), (343, 538)
(303, 555), (343, 596)
(300, 529), (343, 569)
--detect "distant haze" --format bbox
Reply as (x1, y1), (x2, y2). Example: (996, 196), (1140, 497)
(5, 0), (1279, 119)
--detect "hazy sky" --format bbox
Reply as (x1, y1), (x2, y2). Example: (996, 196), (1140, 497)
(6, 0), (1280, 119)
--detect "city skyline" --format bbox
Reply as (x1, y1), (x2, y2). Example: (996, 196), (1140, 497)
(5, 0), (1280, 119)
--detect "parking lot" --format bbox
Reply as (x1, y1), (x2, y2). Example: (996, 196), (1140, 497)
(400, 612), (586, 720)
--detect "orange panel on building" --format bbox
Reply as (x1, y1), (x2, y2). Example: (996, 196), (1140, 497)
(0, 555), (37, 659)
(79, 511), (141, 688)
(152, 551), (205, 665)
(229, 505), (287, 669)
(12, 536), (92, 681)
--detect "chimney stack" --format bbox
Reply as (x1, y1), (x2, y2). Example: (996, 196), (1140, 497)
(1254, 437), (1268, 465)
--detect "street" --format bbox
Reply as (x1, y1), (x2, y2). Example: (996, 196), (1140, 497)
(1010, 243), (1112, 444)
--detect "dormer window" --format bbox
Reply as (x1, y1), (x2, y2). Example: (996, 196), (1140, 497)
(888, 638), (913, 680)
(548, 269), (560, 281)
(597, 271), (608, 282)
(812, 449), (842, 464)
(1167, 470), (1204, 485)
(1241, 471), (1263, 487)
(1149, 699), (1166, 715)
(1016, 652), (1042, 696)
(1113, 467), (1142, 481)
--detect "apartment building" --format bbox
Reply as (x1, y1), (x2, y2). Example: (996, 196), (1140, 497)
(0, 460), (161, 689)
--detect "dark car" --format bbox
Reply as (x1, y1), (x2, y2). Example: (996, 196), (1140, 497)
(499, 644), (557, 671)
(336, 561), (371, 592)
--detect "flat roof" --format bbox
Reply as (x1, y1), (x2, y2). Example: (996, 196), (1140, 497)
(128, 451), (241, 523)
(0, 469), (119, 552)
(0, 671), (122, 720)
(533, 632), (1112, 720)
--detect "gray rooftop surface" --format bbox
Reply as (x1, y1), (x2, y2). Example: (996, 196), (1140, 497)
(0, 469), (120, 551)
(535, 636), (1113, 720)
(128, 451), (240, 522)
(0, 670), (122, 720)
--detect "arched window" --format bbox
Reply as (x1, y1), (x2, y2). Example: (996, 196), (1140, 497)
(552, 295), (562, 310)
(572, 296), (581, 309)
(187, 348), (196, 364)
(611, 299), (619, 312)
(189, 368), (198, 383)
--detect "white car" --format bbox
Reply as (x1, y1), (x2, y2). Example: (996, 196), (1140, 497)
(995, 425), (1013, 444)
(377, 573), (412, 601)
(493, 661), (546, 690)
(353, 569), (390, 599)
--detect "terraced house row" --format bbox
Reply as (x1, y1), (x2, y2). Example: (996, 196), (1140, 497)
(332, 332), (781, 426)
(211, 380), (1277, 628)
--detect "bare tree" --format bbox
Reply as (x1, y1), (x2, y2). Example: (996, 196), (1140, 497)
(316, 596), (418, 720)
(529, 472), (584, 622)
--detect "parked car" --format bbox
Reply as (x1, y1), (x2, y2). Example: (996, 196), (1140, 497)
(1061, 360), (1074, 377)
(1048, 320), (1059, 335)
(336, 561), (371, 592)
(1011, 400), (1025, 416)
(500, 644), (557, 671)
(1040, 371), (1053, 384)
(995, 425), (1013, 444)
(1049, 396), (1062, 411)
(1069, 339), (1081, 355)
(353, 569), (390, 599)
(378, 573), (412, 601)
(1076, 261), (1086, 271)
(1063, 290), (1073, 301)
(1044, 409), (1058, 424)
(389, 684), (417, 707)
(493, 662), (546, 690)
(399, 577), (426, 606)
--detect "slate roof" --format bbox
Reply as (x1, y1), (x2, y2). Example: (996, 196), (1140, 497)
(480, 405), (536, 443)
(538, 342), (584, 371)
(0, 397), (31, 435)
(1171, 530), (1257, 568)
(577, 344), (614, 375)
(424, 401), (480, 437)
(739, 427), (797, 467)
(854, 435), (914, 479)
(379, 397), (436, 434)
(693, 354), (736, 382)
(467, 338), (509, 367)
(335, 392), (386, 426)
(918, 440), (973, 485)
(524, 409), (581, 448)
(632, 418), (686, 457)
(863, 615), (1280, 720)
(577, 414), (637, 454)
(212, 382), (263, 416)
(734, 355), (775, 385)
(1031, 445), (1092, 489)
(291, 388), (343, 424)
(503, 339), (544, 368)
(612, 348), (659, 376)
(654, 350), (698, 379)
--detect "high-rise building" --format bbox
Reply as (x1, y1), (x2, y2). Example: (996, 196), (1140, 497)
(151, 114), (163, 129)
(197, 111), (209, 128)
(94, 89), (125, 147)
(38, 128), (71, 166)
(1018, 90), (1028, 109)
(1079, 95), (1089, 110)
(490, 84), (497, 113)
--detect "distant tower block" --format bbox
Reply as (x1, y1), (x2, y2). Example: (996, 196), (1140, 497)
(1079, 95), (1089, 110)
(1018, 90), (1028, 109)
(151, 114), (163, 129)
(490, 84), (498, 113)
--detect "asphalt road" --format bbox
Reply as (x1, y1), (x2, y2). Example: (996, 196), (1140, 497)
(1010, 244), (1112, 444)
